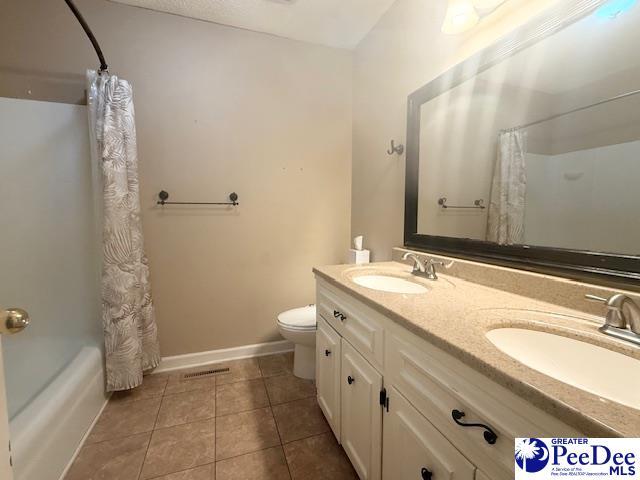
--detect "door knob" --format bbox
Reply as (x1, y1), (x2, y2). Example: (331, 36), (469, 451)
(1, 308), (30, 334)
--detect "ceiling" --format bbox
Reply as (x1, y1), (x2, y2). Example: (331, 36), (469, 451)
(108, 0), (398, 49)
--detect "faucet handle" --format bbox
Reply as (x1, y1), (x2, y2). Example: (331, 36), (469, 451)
(585, 293), (626, 328)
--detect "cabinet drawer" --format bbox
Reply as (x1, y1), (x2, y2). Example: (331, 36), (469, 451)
(317, 281), (384, 369)
(383, 387), (475, 480)
(386, 333), (578, 480)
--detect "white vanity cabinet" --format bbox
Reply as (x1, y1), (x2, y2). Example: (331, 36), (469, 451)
(316, 317), (342, 440)
(341, 340), (382, 480)
(315, 278), (580, 480)
(382, 386), (475, 480)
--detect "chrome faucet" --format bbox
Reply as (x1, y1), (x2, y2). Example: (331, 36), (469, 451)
(402, 253), (450, 281)
(586, 293), (640, 346)
(403, 252), (426, 274)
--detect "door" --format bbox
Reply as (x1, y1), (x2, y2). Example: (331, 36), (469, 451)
(341, 339), (382, 480)
(0, 97), (102, 480)
(0, 328), (13, 479)
(316, 317), (342, 441)
(382, 387), (476, 480)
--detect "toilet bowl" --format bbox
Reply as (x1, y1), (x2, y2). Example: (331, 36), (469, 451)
(277, 305), (316, 380)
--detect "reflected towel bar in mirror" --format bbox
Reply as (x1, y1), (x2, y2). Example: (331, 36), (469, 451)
(438, 198), (485, 209)
(157, 190), (239, 206)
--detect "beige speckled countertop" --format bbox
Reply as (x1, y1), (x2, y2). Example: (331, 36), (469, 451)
(313, 261), (640, 437)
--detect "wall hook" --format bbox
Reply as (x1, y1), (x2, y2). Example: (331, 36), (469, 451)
(387, 140), (404, 156)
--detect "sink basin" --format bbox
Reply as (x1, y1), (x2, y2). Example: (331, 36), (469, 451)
(352, 275), (428, 294)
(487, 328), (640, 409)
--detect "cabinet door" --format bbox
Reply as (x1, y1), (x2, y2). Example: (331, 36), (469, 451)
(316, 317), (342, 441)
(382, 387), (475, 480)
(341, 339), (382, 480)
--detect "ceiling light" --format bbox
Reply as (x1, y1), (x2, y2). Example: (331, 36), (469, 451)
(442, 0), (480, 35)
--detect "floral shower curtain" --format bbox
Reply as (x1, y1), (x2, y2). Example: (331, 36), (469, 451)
(487, 129), (527, 245)
(87, 70), (160, 391)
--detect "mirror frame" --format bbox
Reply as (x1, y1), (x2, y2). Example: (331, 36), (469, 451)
(404, 0), (640, 284)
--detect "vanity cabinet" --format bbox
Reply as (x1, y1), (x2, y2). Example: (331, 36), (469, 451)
(316, 317), (342, 440)
(341, 340), (382, 480)
(382, 386), (475, 480)
(315, 279), (580, 480)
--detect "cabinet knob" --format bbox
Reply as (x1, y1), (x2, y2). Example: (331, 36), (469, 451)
(325, 349), (331, 356)
(421, 467), (432, 479)
(347, 375), (355, 385)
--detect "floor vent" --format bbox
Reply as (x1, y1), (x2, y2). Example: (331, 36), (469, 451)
(182, 367), (230, 380)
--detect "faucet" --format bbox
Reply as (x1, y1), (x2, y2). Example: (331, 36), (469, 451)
(586, 293), (640, 346)
(402, 252), (449, 281)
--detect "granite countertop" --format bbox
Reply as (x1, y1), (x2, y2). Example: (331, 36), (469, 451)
(313, 261), (640, 437)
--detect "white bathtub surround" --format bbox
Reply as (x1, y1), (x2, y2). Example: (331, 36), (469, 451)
(87, 70), (161, 391)
(154, 339), (294, 374)
(10, 347), (108, 480)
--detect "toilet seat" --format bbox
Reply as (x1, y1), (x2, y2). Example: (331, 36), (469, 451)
(277, 305), (316, 331)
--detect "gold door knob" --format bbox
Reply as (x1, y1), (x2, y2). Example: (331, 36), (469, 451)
(1, 308), (30, 334)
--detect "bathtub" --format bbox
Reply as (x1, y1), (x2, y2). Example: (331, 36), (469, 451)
(9, 346), (108, 480)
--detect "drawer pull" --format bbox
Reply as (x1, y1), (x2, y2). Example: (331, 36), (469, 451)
(421, 467), (432, 480)
(347, 375), (355, 385)
(451, 409), (498, 445)
(325, 349), (331, 356)
(333, 310), (347, 321)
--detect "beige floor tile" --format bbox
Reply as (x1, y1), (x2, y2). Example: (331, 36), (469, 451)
(264, 375), (315, 405)
(258, 353), (294, 378)
(156, 389), (216, 428)
(216, 378), (269, 416)
(86, 396), (161, 444)
(64, 432), (150, 480)
(140, 419), (216, 479)
(165, 374), (216, 396)
(283, 433), (357, 480)
(151, 463), (214, 480)
(216, 358), (262, 385)
(216, 446), (291, 480)
(110, 374), (168, 403)
(271, 397), (329, 443)
(215, 407), (280, 460)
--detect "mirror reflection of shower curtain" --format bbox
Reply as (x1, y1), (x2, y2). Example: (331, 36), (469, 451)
(487, 130), (527, 245)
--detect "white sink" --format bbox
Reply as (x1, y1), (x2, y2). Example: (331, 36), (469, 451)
(352, 275), (428, 294)
(487, 328), (640, 409)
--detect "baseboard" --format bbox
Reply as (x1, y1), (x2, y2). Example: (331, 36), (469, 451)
(154, 339), (294, 373)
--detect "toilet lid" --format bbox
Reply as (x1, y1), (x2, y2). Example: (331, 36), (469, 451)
(277, 305), (316, 329)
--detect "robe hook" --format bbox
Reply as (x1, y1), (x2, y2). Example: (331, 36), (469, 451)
(387, 140), (404, 156)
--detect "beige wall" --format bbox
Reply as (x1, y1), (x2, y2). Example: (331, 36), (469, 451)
(1, 0), (352, 356)
(351, 0), (562, 261)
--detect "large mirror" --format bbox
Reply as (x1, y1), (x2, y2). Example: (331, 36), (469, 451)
(405, 0), (640, 281)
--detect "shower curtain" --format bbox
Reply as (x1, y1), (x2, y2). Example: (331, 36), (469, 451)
(87, 70), (160, 391)
(487, 129), (527, 245)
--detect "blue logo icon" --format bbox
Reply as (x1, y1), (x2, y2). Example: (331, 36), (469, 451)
(515, 438), (550, 473)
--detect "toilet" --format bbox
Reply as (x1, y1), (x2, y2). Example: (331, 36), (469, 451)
(277, 305), (316, 380)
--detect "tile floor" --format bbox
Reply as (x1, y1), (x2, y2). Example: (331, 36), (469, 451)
(65, 353), (358, 480)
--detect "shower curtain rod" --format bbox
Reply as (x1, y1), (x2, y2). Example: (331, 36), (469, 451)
(64, 0), (108, 72)
(501, 88), (640, 133)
